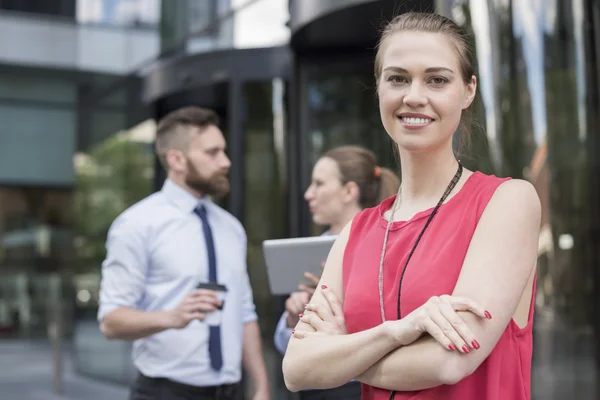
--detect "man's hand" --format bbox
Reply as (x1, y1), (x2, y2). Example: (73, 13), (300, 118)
(285, 291), (310, 328)
(166, 289), (222, 329)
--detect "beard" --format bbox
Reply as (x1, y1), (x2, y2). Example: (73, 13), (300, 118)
(184, 159), (230, 198)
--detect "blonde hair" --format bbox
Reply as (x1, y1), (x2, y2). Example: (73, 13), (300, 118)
(375, 12), (475, 154)
(323, 145), (400, 208)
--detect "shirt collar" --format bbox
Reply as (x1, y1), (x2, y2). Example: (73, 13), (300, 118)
(161, 179), (208, 214)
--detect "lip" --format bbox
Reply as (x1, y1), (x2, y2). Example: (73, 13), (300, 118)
(397, 112), (435, 130)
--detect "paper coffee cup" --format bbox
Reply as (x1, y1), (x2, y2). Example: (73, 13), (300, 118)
(196, 283), (227, 326)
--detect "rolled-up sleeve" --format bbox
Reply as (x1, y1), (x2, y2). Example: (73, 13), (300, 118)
(97, 214), (149, 322)
(274, 311), (293, 355)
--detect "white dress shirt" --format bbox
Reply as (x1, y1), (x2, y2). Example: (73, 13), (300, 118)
(98, 179), (258, 387)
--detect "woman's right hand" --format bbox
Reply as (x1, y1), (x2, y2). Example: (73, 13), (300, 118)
(388, 295), (492, 354)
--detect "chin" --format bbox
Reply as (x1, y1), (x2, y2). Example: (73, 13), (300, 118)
(392, 133), (450, 154)
(311, 214), (329, 227)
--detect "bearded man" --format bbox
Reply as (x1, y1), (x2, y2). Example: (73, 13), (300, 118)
(98, 106), (270, 400)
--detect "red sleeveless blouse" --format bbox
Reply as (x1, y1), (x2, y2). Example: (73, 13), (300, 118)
(342, 172), (535, 400)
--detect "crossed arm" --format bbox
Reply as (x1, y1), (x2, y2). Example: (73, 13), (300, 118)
(282, 180), (541, 392)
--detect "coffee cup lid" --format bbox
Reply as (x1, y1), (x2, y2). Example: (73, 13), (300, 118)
(196, 283), (227, 292)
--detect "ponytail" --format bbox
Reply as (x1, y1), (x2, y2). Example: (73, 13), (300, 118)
(376, 167), (401, 203)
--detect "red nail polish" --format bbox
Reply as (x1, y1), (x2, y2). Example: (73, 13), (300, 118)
(472, 340), (480, 349)
(462, 345), (471, 353)
(448, 344), (457, 351)
(485, 311), (492, 319)
(321, 285), (328, 289)
(292, 329), (295, 334)
(299, 313), (304, 318)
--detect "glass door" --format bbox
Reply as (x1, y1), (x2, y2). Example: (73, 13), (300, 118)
(240, 79), (292, 399)
(297, 52), (398, 236)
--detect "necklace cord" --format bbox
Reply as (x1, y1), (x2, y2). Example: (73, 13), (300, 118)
(380, 162), (464, 400)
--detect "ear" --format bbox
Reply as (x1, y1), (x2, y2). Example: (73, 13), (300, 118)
(344, 181), (360, 204)
(463, 75), (477, 109)
(165, 149), (186, 173)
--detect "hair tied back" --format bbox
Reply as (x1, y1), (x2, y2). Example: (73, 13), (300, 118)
(374, 166), (381, 178)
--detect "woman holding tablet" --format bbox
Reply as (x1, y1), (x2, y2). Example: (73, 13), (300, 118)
(283, 12), (540, 400)
(274, 145), (400, 400)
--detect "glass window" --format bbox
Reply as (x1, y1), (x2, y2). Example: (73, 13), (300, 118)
(71, 120), (155, 384)
(456, 0), (600, 398)
(77, 0), (160, 27)
(303, 59), (396, 169)
(299, 56), (398, 235)
(241, 79), (290, 398)
(0, 186), (73, 339)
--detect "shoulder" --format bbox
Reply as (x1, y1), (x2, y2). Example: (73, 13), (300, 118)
(207, 202), (246, 240)
(491, 179), (540, 211)
(108, 192), (165, 235)
(351, 195), (394, 227)
(483, 178), (541, 226)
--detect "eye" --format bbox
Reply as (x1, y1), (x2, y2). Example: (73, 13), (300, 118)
(206, 148), (221, 157)
(386, 75), (408, 84)
(428, 76), (449, 85)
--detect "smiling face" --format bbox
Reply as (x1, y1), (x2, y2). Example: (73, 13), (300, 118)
(377, 31), (476, 154)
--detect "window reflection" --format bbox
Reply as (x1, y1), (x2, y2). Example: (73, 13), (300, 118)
(302, 60), (398, 235)
(458, 0), (599, 397)
(0, 187), (73, 338)
(241, 80), (290, 398)
(72, 120), (155, 384)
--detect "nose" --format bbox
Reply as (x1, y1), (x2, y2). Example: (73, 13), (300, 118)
(304, 185), (314, 201)
(403, 81), (428, 108)
(220, 153), (231, 170)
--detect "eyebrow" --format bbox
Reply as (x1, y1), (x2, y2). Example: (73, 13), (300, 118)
(383, 66), (455, 74)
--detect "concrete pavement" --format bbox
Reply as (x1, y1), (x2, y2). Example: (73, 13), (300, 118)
(0, 340), (129, 400)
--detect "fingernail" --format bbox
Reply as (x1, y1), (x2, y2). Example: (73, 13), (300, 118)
(321, 285), (328, 289)
(462, 345), (471, 353)
(472, 340), (480, 349)
(485, 311), (492, 319)
(448, 344), (457, 351)
(292, 329), (295, 334)
(299, 313), (304, 318)
(304, 303), (309, 307)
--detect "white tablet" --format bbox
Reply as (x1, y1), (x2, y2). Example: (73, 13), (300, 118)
(263, 235), (338, 295)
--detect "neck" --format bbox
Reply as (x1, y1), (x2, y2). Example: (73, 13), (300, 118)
(397, 145), (459, 205)
(168, 172), (204, 199)
(329, 204), (362, 235)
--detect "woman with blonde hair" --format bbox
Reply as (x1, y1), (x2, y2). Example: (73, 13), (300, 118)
(283, 12), (540, 400)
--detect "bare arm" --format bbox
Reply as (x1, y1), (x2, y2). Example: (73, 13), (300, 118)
(356, 180), (541, 390)
(100, 308), (175, 340)
(100, 290), (218, 340)
(282, 222), (402, 391)
(242, 321), (270, 396)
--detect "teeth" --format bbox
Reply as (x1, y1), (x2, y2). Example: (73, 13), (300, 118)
(401, 117), (431, 125)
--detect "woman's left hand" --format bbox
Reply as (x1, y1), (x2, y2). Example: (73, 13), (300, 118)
(293, 286), (348, 338)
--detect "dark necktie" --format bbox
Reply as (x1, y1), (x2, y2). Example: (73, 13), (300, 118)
(194, 204), (223, 371)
